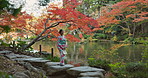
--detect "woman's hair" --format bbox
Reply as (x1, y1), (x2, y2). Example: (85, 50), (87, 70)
(59, 29), (63, 34)
(59, 29), (63, 35)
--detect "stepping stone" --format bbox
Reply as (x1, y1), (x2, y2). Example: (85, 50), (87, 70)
(67, 66), (105, 77)
(45, 62), (60, 66)
(13, 57), (50, 67)
(0, 50), (12, 55)
(46, 64), (74, 75)
(13, 57), (44, 61)
(5, 54), (32, 59)
(80, 72), (104, 78)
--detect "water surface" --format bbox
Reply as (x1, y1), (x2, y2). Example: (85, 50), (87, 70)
(32, 40), (146, 65)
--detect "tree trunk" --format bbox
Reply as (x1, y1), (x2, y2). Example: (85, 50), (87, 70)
(23, 28), (47, 50)
(23, 35), (41, 50)
(132, 22), (136, 37)
(125, 22), (132, 37)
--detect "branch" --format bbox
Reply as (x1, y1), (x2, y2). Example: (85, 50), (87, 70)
(44, 18), (50, 29)
(37, 35), (48, 41)
(46, 20), (72, 29)
(23, 28), (36, 35)
(119, 25), (126, 29)
(37, 31), (51, 41)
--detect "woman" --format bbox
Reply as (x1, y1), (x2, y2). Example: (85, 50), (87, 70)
(57, 29), (67, 66)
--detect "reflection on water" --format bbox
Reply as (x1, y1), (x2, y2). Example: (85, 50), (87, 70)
(32, 40), (146, 64)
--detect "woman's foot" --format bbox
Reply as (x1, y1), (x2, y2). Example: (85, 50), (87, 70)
(59, 63), (65, 66)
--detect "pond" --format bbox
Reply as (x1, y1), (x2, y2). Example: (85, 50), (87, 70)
(32, 40), (147, 65)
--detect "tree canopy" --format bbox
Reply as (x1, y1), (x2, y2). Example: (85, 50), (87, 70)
(0, 0), (101, 50)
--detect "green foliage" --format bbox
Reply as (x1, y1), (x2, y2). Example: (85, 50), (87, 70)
(142, 44), (148, 66)
(126, 62), (146, 72)
(9, 40), (33, 51)
(88, 44), (148, 77)
(12, 7), (22, 16)
(0, 72), (14, 78)
(0, 25), (11, 33)
(125, 62), (148, 78)
(88, 58), (111, 71)
(93, 33), (107, 39)
(83, 34), (90, 39)
(111, 35), (118, 41)
(0, 0), (22, 16)
(0, 39), (9, 46)
(109, 62), (148, 78)
(44, 55), (60, 62)
(124, 37), (148, 44)
(109, 62), (126, 78)
(0, 0), (10, 14)
(28, 35), (37, 40)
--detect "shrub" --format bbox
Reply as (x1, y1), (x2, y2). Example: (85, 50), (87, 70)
(0, 72), (14, 78)
(93, 33), (107, 39)
(125, 62), (147, 78)
(83, 34), (91, 39)
(88, 58), (111, 71)
(126, 62), (147, 72)
(44, 55), (60, 62)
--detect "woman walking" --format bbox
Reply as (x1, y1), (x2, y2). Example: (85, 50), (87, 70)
(57, 29), (67, 66)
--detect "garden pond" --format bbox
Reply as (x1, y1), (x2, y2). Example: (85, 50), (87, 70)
(32, 40), (147, 65)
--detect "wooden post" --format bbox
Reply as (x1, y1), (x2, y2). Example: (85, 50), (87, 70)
(39, 45), (42, 54)
(13, 41), (15, 50)
(51, 48), (53, 58)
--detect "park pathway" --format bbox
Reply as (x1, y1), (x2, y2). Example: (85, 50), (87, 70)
(0, 50), (105, 78)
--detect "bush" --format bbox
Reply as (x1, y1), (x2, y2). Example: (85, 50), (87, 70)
(0, 39), (9, 47)
(126, 62), (147, 72)
(44, 55), (60, 62)
(125, 62), (148, 78)
(93, 33), (107, 39)
(88, 58), (111, 71)
(83, 34), (91, 39)
(109, 62), (126, 78)
(123, 37), (148, 44)
(0, 72), (14, 78)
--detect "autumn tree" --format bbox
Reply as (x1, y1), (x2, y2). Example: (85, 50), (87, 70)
(97, 0), (148, 39)
(0, 0), (23, 34)
(76, 0), (122, 18)
(0, 0), (100, 50)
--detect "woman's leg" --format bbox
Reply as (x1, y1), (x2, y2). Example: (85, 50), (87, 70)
(60, 51), (65, 65)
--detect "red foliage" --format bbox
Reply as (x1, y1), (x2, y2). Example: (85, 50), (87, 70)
(1, 0), (100, 42)
(65, 34), (80, 42)
(97, 0), (148, 28)
(79, 34), (83, 38)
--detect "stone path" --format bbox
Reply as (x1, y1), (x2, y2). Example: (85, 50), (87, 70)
(0, 50), (105, 78)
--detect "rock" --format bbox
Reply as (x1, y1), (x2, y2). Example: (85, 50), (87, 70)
(19, 62), (47, 78)
(67, 66), (105, 77)
(14, 57), (50, 67)
(5, 53), (32, 59)
(28, 59), (50, 68)
(46, 64), (74, 75)
(43, 62), (60, 73)
(45, 62), (60, 66)
(13, 72), (30, 78)
(80, 72), (104, 78)
(0, 50), (12, 55)
(13, 57), (44, 61)
(18, 62), (39, 73)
